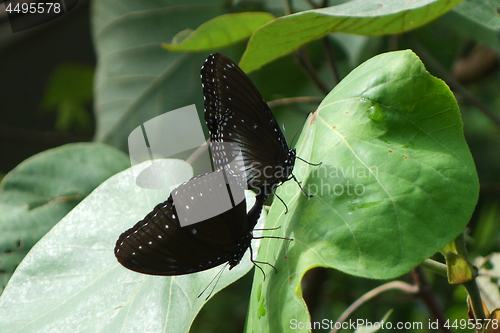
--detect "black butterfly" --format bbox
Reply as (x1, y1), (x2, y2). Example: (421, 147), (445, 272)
(115, 54), (302, 293)
(114, 170), (264, 276)
(201, 53), (298, 201)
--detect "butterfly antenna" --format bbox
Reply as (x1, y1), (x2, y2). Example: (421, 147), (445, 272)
(290, 111), (314, 148)
(253, 235), (293, 242)
(198, 263), (228, 300)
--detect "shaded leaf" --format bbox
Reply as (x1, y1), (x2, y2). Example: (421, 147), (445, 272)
(40, 63), (94, 109)
(450, 0), (500, 51)
(0, 143), (129, 294)
(92, 0), (226, 150)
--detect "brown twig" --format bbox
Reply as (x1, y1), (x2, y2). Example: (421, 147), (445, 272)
(305, 0), (320, 9)
(322, 37), (340, 85)
(454, 233), (486, 329)
(331, 281), (418, 333)
(294, 48), (331, 95)
(267, 96), (323, 108)
(412, 266), (453, 333)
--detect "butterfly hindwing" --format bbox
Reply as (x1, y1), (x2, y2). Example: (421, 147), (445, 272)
(114, 171), (258, 275)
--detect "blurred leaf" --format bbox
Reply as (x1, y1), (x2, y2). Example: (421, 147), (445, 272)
(475, 254), (500, 312)
(41, 64), (94, 133)
(0, 143), (129, 294)
(41, 63), (94, 109)
(412, 17), (462, 71)
(330, 33), (371, 69)
(246, 50), (479, 331)
(449, 0), (500, 51)
(92, 0), (227, 150)
(55, 100), (93, 132)
(472, 202), (500, 255)
(239, 0), (462, 72)
(163, 13), (275, 52)
(0, 160), (265, 333)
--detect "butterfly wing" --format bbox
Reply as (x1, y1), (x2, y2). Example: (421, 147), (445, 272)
(114, 171), (253, 275)
(201, 53), (296, 196)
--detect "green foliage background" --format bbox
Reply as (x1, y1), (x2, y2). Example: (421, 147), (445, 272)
(1, 0), (499, 332)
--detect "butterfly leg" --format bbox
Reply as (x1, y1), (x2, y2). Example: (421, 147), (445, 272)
(249, 245), (277, 280)
(291, 173), (314, 198)
(272, 186), (289, 214)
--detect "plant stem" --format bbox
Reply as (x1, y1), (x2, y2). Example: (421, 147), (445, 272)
(454, 232), (469, 260)
(454, 233), (486, 327)
(267, 96), (323, 108)
(463, 280), (487, 329)
(331, 281), (418, 333)
(421, 259), (448, 277)
(284, 0), (292, 15)
(305, 0), (320, 8)
(294, 48), (331, 95)
(412, 266), (453, 333)
(322, 37), (340, 85)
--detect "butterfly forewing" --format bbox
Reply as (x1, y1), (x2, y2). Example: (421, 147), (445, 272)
(201, 53), (296, 197)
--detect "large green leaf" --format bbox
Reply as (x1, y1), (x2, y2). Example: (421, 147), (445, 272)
(0, 143), (129, 293)
(246, 50), (479, 331)
(0, 160), (265, 332)
(239, 0), (463, 72)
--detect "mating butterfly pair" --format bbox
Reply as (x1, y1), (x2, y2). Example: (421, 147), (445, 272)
(114, 53), (301, 281)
